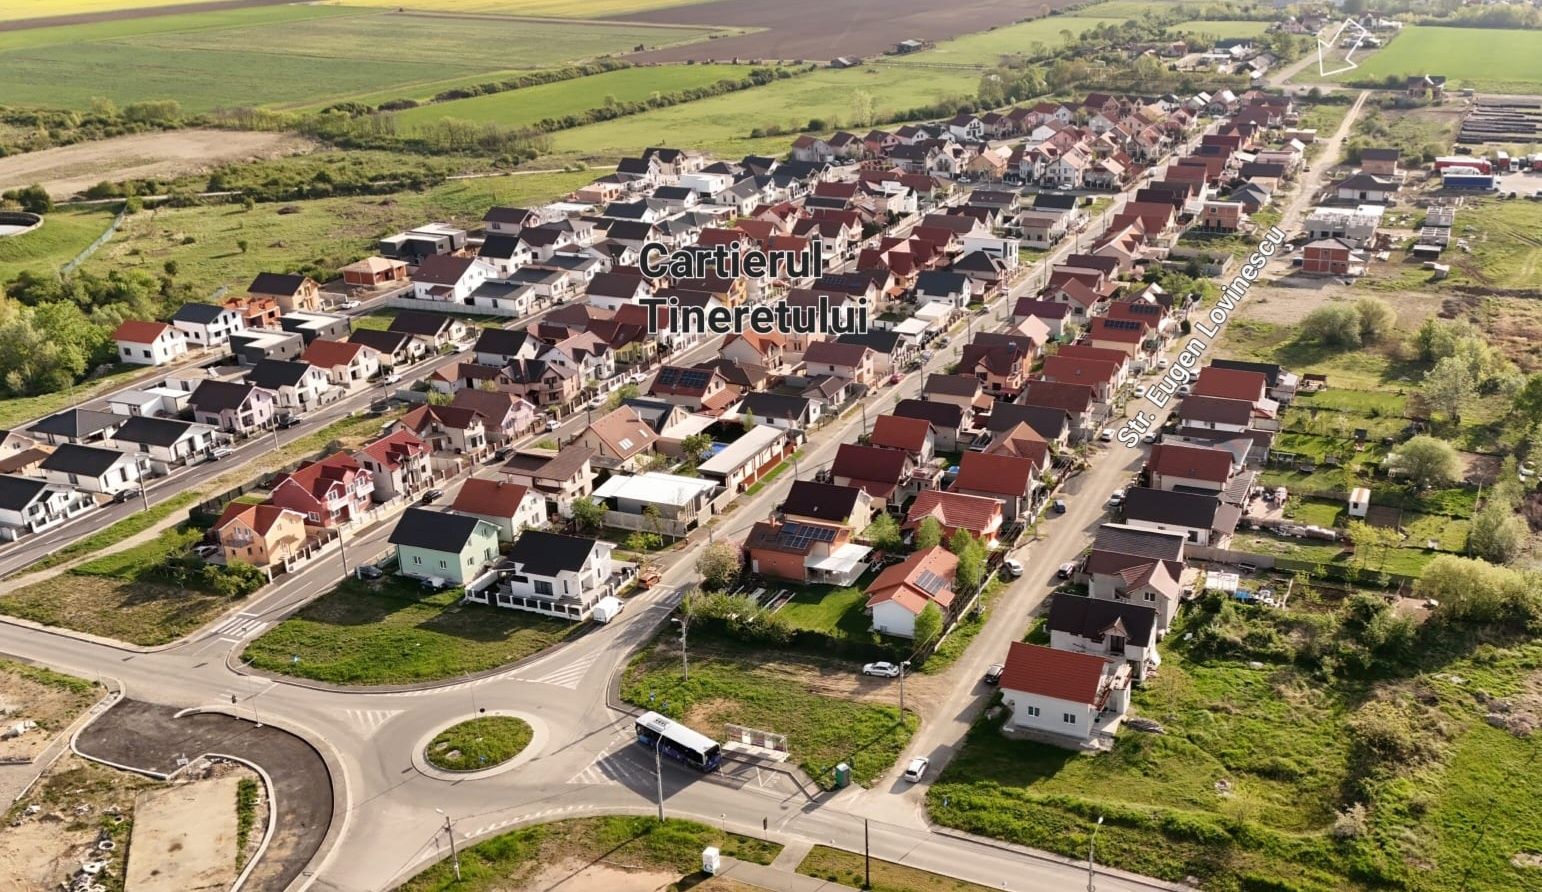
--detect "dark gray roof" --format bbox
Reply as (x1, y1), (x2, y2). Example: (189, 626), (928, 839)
(112, 416), (197, 448)
(781, 481), (862, 522)
(40, 443), (129, 477)
(28, 409), (121, 440)
(173, 302), (231, 325)
(478, 235), (525, 260)
(389, 507), (493, 554)
(191, 380), (260, 413)
(389, 311), (455, 337)
(1208, 359), (1283, 387)
(985, 403), (1069, 439)
(248, 359), (315, 390)
(483, 206), (535, 225)
(1121, 487), (1224, 531)
(740, 392), (811, 422)
(505, 530), (600, 576)
(247, 272), (308, 296)
(1034, 192), (1080, 211)
(1090, 523), (1186, 560)
(915, 270), (967, 295)
(894, 398), (963, 430)
(923, 373), (979, 397)
(1046, 593), (1158, 644)
(836, 330), (902, 355)
(473, 328), (531, 359)
(349, 328), (413, 353)
(0, 474), (50, 510)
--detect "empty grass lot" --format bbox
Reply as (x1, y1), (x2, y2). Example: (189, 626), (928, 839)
(0, 207), (116, 283)
(0, 566), (233, 646)
(550, 65), (979, 160)
(0, 6), (720, 111)
(82, 168), (595, 296)
(393, 64), (757, 131)
(897, 16), (1117, 64)
(622, 640), (917, 788)
(425, 716), (533, 771)
(797, 846), (997, 892)
(398, 816), (780, 892)
(1340, 26), (1542, 93)
(243, 579), (582, 685)
(1171, 19), (1271, 39)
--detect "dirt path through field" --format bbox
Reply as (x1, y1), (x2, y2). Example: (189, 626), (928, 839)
(0, 129), (316, 199)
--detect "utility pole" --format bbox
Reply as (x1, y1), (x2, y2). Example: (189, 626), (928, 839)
(864, 819), (871, 890)
(680, 599), (691, 682)
(338, 525), (350, 576)
(899, 660), (910, 713)
(1086, 815), (1103, 892)
(654, 735), (666, 822)
(436, 810), (461, 882)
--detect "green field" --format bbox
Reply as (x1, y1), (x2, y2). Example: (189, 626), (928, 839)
(81, 168), (594, 296)
(1335, 26), (1542, 92)
(243, 580), (582, 685)
(394, 64), (756, 131)
(0, 207), (116, 283)
(550, 64), (980, 159)
(425, 716), (533, 771)
(900, 16), (1117, 65)
(1172, 19), (1271, 38)
(0, 6), (719, 111)
(331, 0), (717, 18)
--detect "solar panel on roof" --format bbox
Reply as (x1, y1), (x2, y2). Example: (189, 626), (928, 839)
(915, 570), (946, 595)
(779, 522), (837, 549)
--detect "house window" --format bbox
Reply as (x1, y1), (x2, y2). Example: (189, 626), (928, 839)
(1063, 713), (1077, 724)
(534, 580), (554, 596)
(1025, 705), (1040, 717)
(1143, 591), (1156, 602)
(438, 559), (448, 569)
(412, 556), (422, 565)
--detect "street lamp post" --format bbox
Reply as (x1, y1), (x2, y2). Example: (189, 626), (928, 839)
(1086, 815), (1104, 892)
(653, 734), (666, 822)
(899, 660), (910, 714)
(435, 809), (461, 882)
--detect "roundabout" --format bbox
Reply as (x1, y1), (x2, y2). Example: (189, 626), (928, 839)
(413, 710), (546, 780)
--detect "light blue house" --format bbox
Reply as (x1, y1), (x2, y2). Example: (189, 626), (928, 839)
(388, 507), (500, 586)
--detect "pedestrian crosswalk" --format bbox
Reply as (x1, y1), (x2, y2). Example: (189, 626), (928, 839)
(567, 746), (651, 786)
(211, 613), (268, 642)
(341, 707), (402, 734)
(509, 650), (600, 690)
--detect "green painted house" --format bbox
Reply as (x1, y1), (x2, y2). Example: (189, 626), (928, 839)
(388, 507), (500, 585)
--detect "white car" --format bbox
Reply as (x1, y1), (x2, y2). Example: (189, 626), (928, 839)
(902, 757), (930, 782)
(1157, 358), (1170, 369)
(1107, 490), (1126, 508)
(1003, 558), (1023, 578)
(381, 372), (400, 385)
(1133, 385), (1147, 398)
(1058, 561), (1078, 579)
(862, 661), (901, 678)
(545, 417), (561, 432)
(339, 299), (361, 310)
(1098, 428), (1115, 442)
(1177, 384), (1193, 397)
(1141, 432), (1159, 445)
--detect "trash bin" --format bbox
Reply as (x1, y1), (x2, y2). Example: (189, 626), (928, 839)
(702, 846), (721, 875)
(834, 762), (851, 788)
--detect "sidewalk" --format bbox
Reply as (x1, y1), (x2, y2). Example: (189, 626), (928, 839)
(718, 857), (859, 892)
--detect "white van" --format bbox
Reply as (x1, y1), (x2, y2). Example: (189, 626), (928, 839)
(592, 596), (625, 623)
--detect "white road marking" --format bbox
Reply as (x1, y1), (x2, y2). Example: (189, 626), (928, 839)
(210, 613), (268, 640)
(342, 708), (402, 733)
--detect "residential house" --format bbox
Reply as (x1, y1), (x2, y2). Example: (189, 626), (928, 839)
(339, 256), (408, 288)
(269, 453), (374, 528)
(578, 405), (660, 471)
(222, 296), (282, 331)
(356, 429), (432, 503)
(1119, 486), (1237, 546)
(108, 416), (217, 470)
(500, 446), (596, 517)
(1046, 594), (1160, 681)
(1019, 380), (1098, 441)
(868, 415), (935, 464)
(985, 402), (1071, 450)
(738, 392), (818, 430)
(246, 273), (322, 314)
(722, 331), (788, 371)
(0, 475), (93, 541)
(112, 321), (189, 367)
(389, 311), (468, 349)
(1335, 173), (1398, 203)
(212, 502), (308, 569)
(781, 480), (876, 532)
(1146, 442), (1234, 496)
(229, 328), (304, 366)
(831, 443), (917, 509)
(746, 517), (871, 586)
(866, 546), (958, 639)
(172, 303), (245, 348)
(395, 403), (489, 462)
(648, 365), (740, 415)
(1198, 200), (1246, 232)
(301, 339), (381, 388)
(28, 409), (124, 447)
(451, 389), (540, 446)
(451, 478), (547, 542)
(1176, 394), (1255, 434)
(247, 359), (333, 412)
(893, 399), (965, 452)
(922, 373), (984, 412)
(802, 341), (875, 385)
(914, 270), (973, 310)
(951, 451), (1040, 521)
(39, 444), (143, 495)
(411, 255), (495, 305)
(281, 315), (352, 345)
(1359, 147), (1401, 178)
(349, 328), (427, 368)
(189, 381), (276, 434)
(998, 642), (1131, 746)
(959, 341), (1031, 398)
(904, 489), (1004, 547)
(477, 531), (616, 621)
(1301, 238), (1366, 276)
(697, 425), (791, 493)
(390, 507), (501, 586)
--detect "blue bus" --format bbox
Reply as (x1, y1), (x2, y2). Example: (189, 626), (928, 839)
(634, 711), (722, 772)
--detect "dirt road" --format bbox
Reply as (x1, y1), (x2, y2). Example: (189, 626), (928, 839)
(0, 129), (315, 199)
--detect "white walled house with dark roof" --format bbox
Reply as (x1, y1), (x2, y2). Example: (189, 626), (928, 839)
(473, 530), (616, 621)
(189, 380), (276, 433)
(108, 416), (218, 470)
(0, 474), (94, 541)
(410, 255), (495, 306)
(1046, 593), (1160, 681)
(172, 302), (245, 348)
(246, 359), (334, 412)
(39, 443), (144, 495)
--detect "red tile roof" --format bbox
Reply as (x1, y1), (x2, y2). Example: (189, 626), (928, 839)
(999, 641), (1108, 704)
(302, 339), (372, 369)
(869, 415), (932, 453)
(213, 501), (302, 537)
(1147, 442), (1231, 484)
(1040, 355), (1120, 388)
(952, 451), (1034, 498)
(112, 320), (173, 343)
(1193, 366), (1268, 403)
(1020, 380), (1095, 415)
(452, 478), (532, 518)
(358, 429), (428, 471)
(865, 545), (958, 615)
(904, 489), (1003, 536)
(832, 443), (911, 498)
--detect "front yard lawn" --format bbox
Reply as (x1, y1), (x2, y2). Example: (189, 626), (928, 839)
(0, 573), (238, 646)
(621, 640), (916, 789)
(242, 578), (581, 685)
